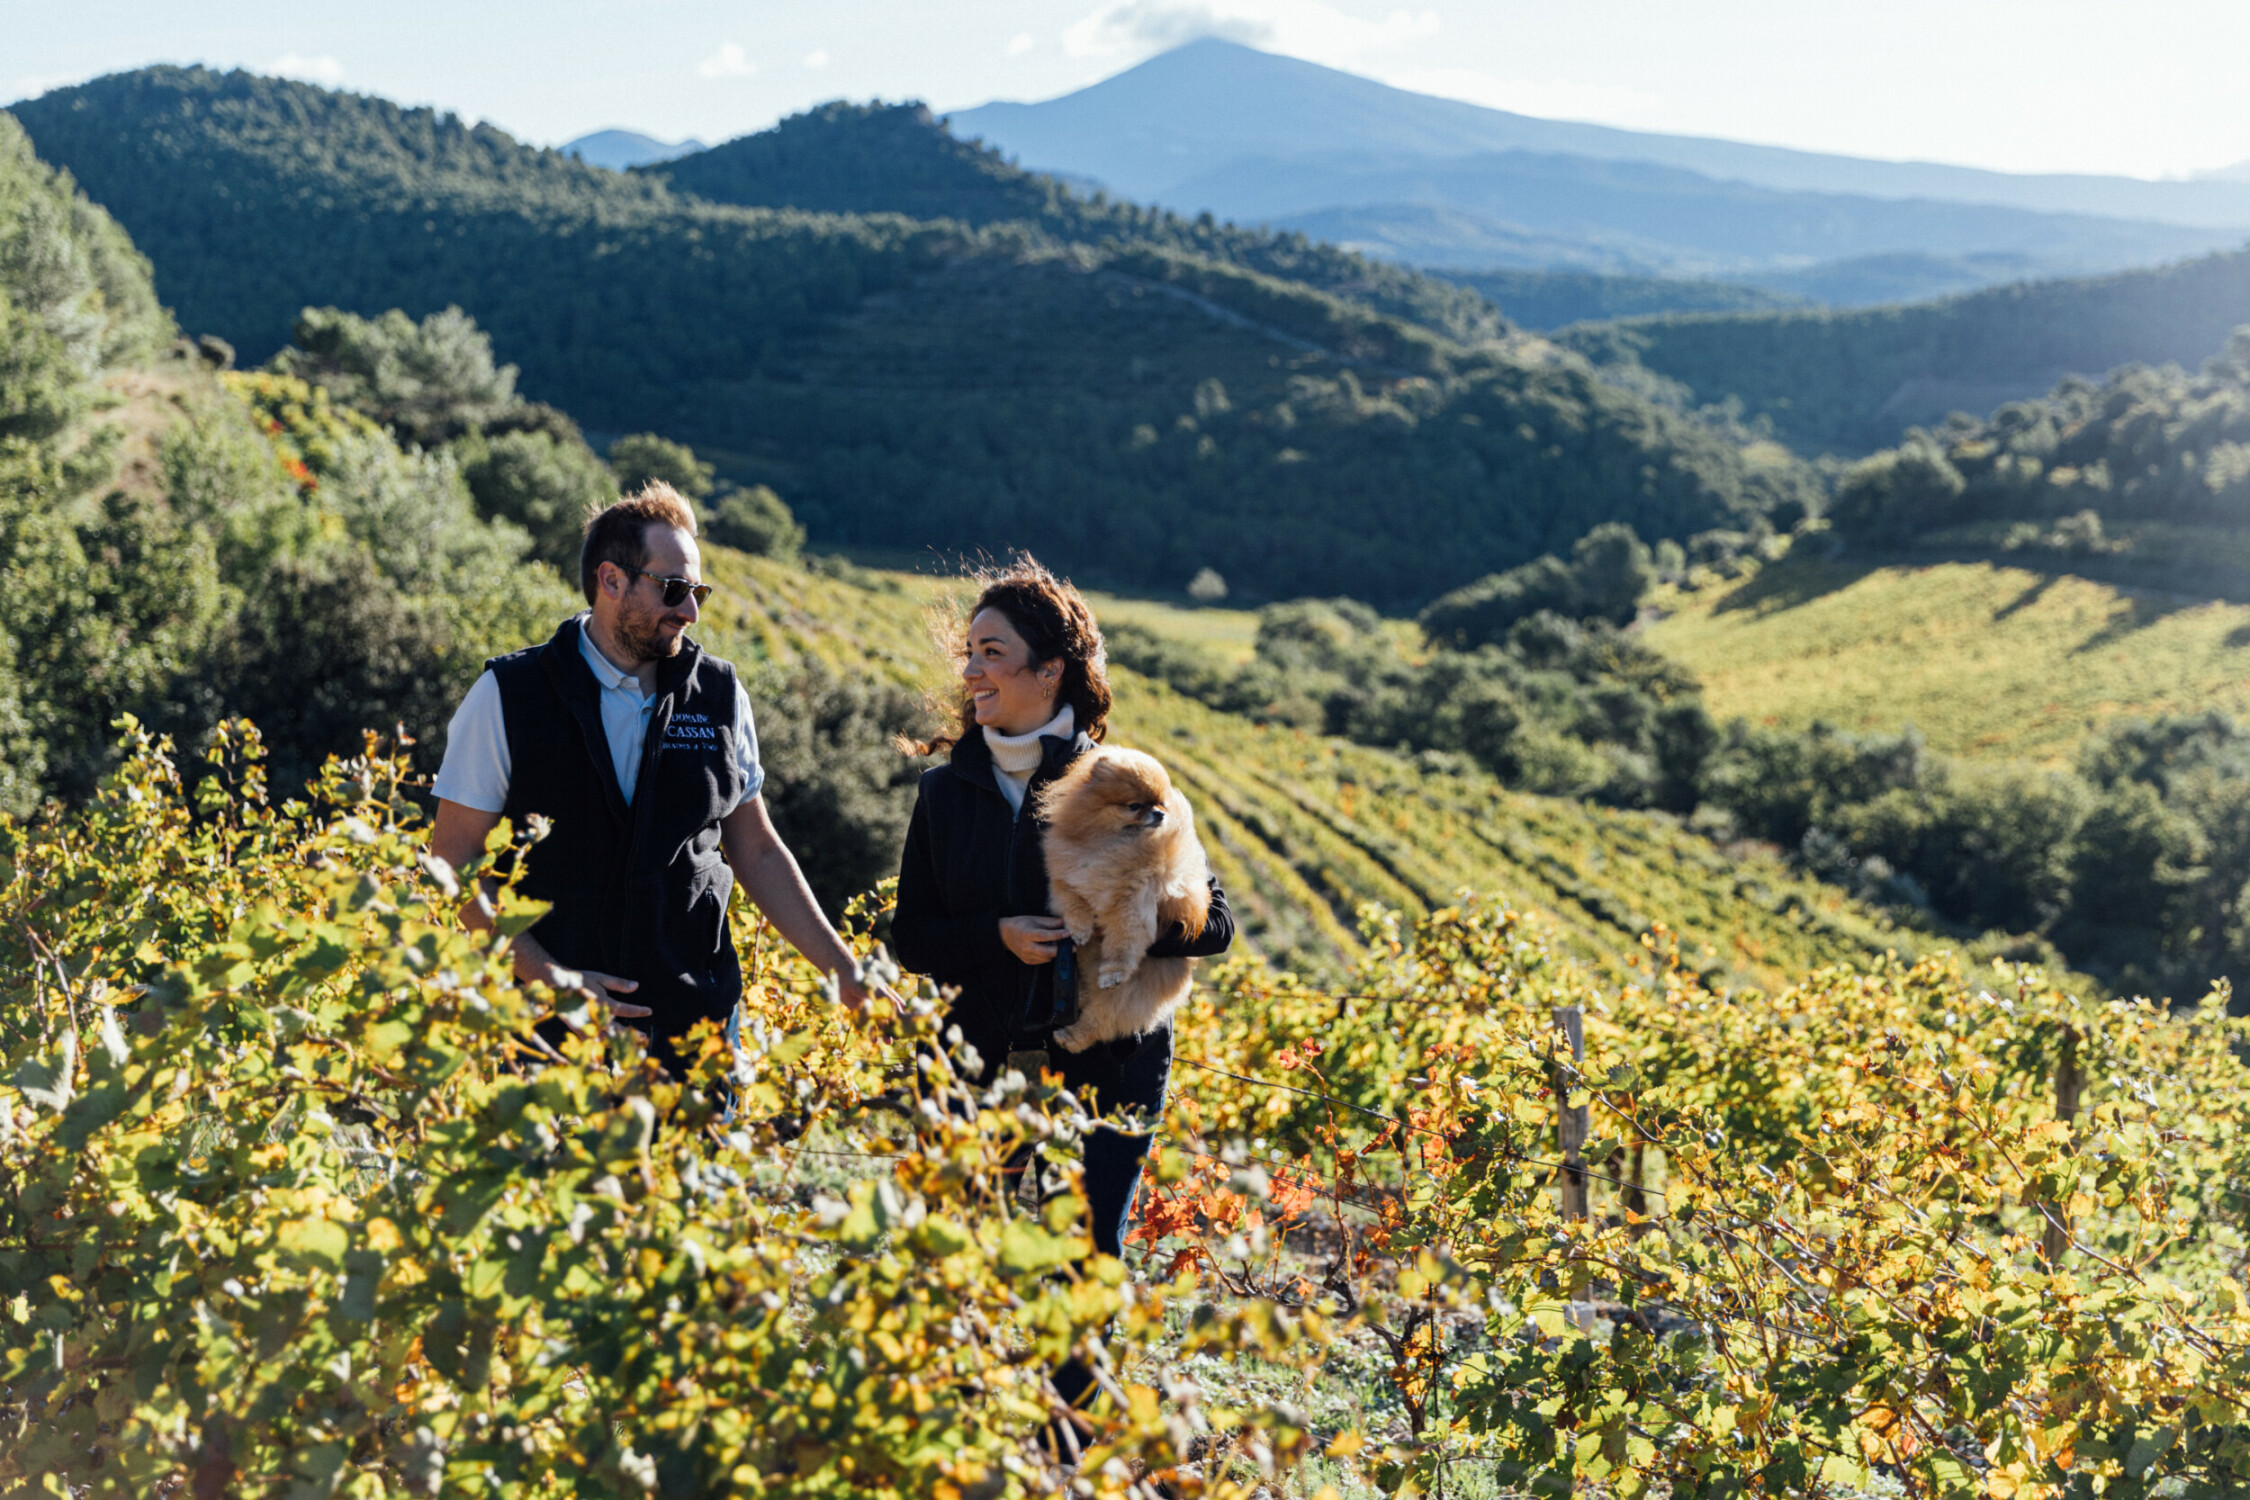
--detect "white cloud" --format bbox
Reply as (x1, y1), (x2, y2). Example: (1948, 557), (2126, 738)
(1381, 66), (1667, 127)
(1062, 0), (1438, 68)
(268, 53), (344, 85)
(803, 49), (830, 69)
(697, 43), (755, 79)
(1007, 32), (1037, 56)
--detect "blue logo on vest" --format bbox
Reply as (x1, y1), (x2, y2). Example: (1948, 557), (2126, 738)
(663, 711), (724, 751)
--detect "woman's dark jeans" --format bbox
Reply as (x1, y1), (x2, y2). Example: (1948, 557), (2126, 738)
(1048, 1026), (1170, 1254)
(1033, 1026), (1171, 1418)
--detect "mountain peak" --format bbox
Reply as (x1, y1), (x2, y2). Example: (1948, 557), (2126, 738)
(951, 41), (2250, 232)
(646, 98), (1065, 225)
(563, 129), (706, 171)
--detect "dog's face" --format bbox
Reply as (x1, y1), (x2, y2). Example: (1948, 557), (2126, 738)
(1055, 749), (1174, 839)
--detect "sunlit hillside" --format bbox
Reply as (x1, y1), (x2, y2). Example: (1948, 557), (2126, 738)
(1645, 550), (2250, 765)
(698, 550), (1985, 992)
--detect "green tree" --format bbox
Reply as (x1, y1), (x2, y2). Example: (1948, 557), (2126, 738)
(274, 305), (520, 447)
(608, 431), (715, 501)
(1570, 522), (1656, 625)
(0, 114), (167, 373)
(0, 290), (83, 440)
(1829, 436), (1966, 542)
(708, 483), (804, 559)
(1418, 557), (1574, 651)
(1418, 524), (1655, 648)
(454, 428), (617, 571)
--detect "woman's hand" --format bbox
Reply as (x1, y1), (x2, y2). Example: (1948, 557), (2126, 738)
(999, 915), (1069, 965)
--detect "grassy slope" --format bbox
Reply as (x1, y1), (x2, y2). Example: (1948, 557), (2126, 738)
(1645, 549), (2250, 764)
(698, 550), (1949, 991)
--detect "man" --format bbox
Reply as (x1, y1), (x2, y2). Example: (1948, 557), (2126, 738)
(430, 482), (868, 1072)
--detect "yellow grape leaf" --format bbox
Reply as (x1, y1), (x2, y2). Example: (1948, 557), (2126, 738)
(998, 1219), (1074, 1275)
(279, 1218), (348, 1270)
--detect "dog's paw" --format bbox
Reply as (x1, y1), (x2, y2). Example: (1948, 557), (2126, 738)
(1096, 963), (1131, 989)
(1051, 1023), (1094, 1053)
(1066, 919), (1095, 946)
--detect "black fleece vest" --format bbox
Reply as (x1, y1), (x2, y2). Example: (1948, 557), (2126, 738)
(487, 615), (748, 1044)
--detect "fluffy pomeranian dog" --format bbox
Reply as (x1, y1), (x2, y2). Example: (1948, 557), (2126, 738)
(1035, 747), (1211, 1052)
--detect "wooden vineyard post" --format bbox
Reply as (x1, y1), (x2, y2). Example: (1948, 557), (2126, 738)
(1625, 1142), (1649, 1237)
(1555, 1005), (1588, 1221)
(2040, 1026), (2085, 1264)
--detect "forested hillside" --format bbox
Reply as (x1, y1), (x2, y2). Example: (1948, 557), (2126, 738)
(1826, 327), (2250, 578)
(1436, 267), (1803, 330)
(5, 67), (1818, 605)
(1560, 244), (2250, 454)
(19, 75), (2249, 1000)
(647, 100), (1501, 344)
(0, 112), (574, 810)
(1587, 339), (2250, 996)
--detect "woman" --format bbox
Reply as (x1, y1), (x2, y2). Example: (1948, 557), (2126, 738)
(891, 556), (1232, 1259)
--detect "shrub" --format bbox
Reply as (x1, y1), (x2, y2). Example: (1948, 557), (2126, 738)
(607, 431), (715, 502)
(1417, 523), (1654, 650)
(707, 483), (804, 559)
(453, 428), (618, 571)
(274, 305), (520, 447)
(1828, 435), (1966, 541)
(0, 722), (1314, 1494)
(1186, 566), (1228, 603)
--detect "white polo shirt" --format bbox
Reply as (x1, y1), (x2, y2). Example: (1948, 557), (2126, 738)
(434, 623), (763, 813)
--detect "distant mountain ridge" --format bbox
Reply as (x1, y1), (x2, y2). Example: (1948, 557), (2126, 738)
(1436, 269), (1803, 331)
(563, 128), (705, 171)
(954, 40), (2250, 229)
(951, 41), (2249, 301)
(1199, 148), (2238, 276)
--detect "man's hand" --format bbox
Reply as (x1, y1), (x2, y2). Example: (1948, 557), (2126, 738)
(723, 794), (905, 1020)
(1000, 915), (1068, 966)
(523, 955), (652, 1023)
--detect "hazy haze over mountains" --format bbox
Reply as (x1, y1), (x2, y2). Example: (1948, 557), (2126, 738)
(948, 41), (2250, 305)
(952, 41), (2250, 227)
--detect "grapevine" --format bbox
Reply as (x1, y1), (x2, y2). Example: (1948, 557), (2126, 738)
(5, 721), (2250, 1496)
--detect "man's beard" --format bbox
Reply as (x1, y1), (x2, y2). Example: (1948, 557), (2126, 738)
(614, 609), (684, 664)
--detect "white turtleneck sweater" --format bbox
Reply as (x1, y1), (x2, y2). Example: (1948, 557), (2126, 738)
(984, 704), (1074, 817)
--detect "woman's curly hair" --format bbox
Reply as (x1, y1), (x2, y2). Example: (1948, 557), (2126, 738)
(911, 554), (1111, 756)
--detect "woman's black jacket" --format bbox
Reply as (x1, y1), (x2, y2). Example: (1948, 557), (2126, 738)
(891, 724), (1232, 1076)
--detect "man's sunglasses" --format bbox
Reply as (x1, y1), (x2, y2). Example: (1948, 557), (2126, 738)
(622, 566), (712, 609)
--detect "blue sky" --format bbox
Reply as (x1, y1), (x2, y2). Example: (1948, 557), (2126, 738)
(9, 0), (2248, 180)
